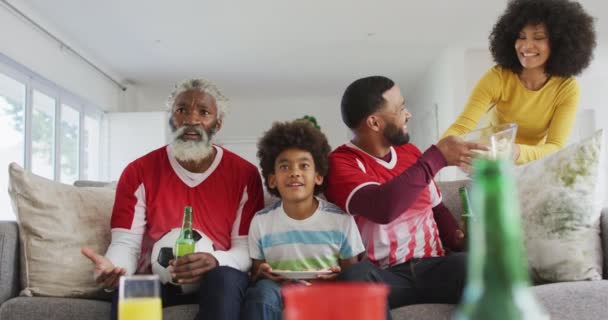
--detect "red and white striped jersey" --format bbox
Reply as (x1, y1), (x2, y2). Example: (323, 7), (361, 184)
(110, 145), (264, 273)
(325, 142), (444, 268)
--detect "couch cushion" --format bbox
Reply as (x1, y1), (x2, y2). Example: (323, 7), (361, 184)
(163, 304), (199, 319)
(73, 180), (117, 188)
(0, 299), (207, 320)
(2, 282), (607, 320)
(0, 221), (19, 305)
(390, 303), (455, 320)
(7, 163), (114, 298)
(0, 297), (110, 320)
(533, 280), (608, 320)
(602, 208), (608, 279)
(516, 130), (605, 282)
(388, 281), (608, 320)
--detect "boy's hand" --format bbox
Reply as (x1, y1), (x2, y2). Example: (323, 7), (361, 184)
(257, 263), (287, 282)
(316, 265), (341, 281)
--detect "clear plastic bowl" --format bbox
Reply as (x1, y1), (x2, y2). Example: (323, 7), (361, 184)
(460, 123), (518, 160)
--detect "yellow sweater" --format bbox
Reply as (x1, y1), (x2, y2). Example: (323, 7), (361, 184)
(442, 66), (580, 164)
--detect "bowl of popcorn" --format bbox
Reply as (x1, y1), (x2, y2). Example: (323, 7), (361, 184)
(461, 123), (518, 160)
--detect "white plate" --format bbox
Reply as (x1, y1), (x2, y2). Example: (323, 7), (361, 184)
(272, 270), (333, 280)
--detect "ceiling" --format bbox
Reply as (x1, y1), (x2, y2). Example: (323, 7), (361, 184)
(15, 0), (608, 98)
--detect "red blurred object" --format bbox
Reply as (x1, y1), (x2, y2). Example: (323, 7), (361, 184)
(282, 282), (389, 320)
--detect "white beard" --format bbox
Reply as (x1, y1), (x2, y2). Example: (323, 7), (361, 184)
(170, 126), (214, 162)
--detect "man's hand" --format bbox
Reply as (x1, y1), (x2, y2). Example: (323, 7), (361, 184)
(451, 229), (465, 252)
(255, 263), (287, 283)
(436, 136), (489, 170)
(170, 252), (218, 284)
(81, 247), (126, 290)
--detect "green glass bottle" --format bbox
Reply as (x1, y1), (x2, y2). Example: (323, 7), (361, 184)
(458, 186), (472, 245)
(454, 159), (548, 320)
(174, 206), (195, 257)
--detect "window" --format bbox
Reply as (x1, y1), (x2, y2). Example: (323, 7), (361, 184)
(0, 57), (106, 221)
(31, 90), (56, 180)
(0, 73), (25, 221)
(60, 104), (80, 184)
(83, 114), (101, 180)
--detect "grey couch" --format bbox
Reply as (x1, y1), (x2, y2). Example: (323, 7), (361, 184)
(1, 180), (607, 320)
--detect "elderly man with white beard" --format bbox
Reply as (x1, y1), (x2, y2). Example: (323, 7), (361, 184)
(81, 79), (265, 320)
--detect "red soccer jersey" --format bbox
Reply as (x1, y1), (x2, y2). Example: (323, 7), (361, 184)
(325, 142), (444, 268)
(111, 145), (264, 272)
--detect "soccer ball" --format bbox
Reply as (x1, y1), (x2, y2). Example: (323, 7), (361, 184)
(150, 228), (214, 294)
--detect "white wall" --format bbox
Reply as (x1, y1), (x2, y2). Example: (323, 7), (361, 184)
(218, 95), (348, 168)
(0, 2), (124, 111)
(578, 46), (608, 134)
(217, 96), (347, 150)
(122, 84), (166, 112)
(406, 47), (470, 180)
(406, 47), (494, 151)
(107, 112), (169, 180)
(407, 47), (465, 152)
(575, 46), (608, 206)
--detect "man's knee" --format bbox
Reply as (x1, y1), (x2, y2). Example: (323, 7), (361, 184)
(201, 266), (249, 292)
(337, 260), (380, 282)
(447, 253), (467, 276)
(434, 252), (467, 303)
(447, 252), (467, 285)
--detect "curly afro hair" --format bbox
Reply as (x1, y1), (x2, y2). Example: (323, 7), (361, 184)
(257, 120), (331, 197)
(490, 0), (596, 77)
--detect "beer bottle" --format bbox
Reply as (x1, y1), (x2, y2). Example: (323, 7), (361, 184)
(174, 206), (195, 257)
(454, 159), (548, 320)
(458, 186), (472, 245)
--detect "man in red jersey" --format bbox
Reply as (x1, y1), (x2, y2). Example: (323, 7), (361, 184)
(326, 76), (485, 318)
(82, 79), (264, 320)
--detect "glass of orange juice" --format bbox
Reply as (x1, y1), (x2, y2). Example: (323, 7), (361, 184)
(119, 275), (162, 320)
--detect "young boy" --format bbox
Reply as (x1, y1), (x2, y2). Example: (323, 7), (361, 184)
(242, 120), (365, 320)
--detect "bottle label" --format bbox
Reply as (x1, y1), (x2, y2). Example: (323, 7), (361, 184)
(175, 242), (195, 257)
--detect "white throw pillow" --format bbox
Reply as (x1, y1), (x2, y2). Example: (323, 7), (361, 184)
(8, 163), (115, 298)
(517, 130), (605, 282)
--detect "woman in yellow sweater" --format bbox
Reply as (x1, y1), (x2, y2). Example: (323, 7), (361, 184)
(442, 0), (596, 164)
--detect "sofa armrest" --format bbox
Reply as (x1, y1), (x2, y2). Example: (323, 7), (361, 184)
(601, 208), (608, 280)
(0, 221), (19, 305)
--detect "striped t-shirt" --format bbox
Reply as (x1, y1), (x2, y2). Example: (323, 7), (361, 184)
(248, 198), (365, 271)
(325, 143), (445, 268)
